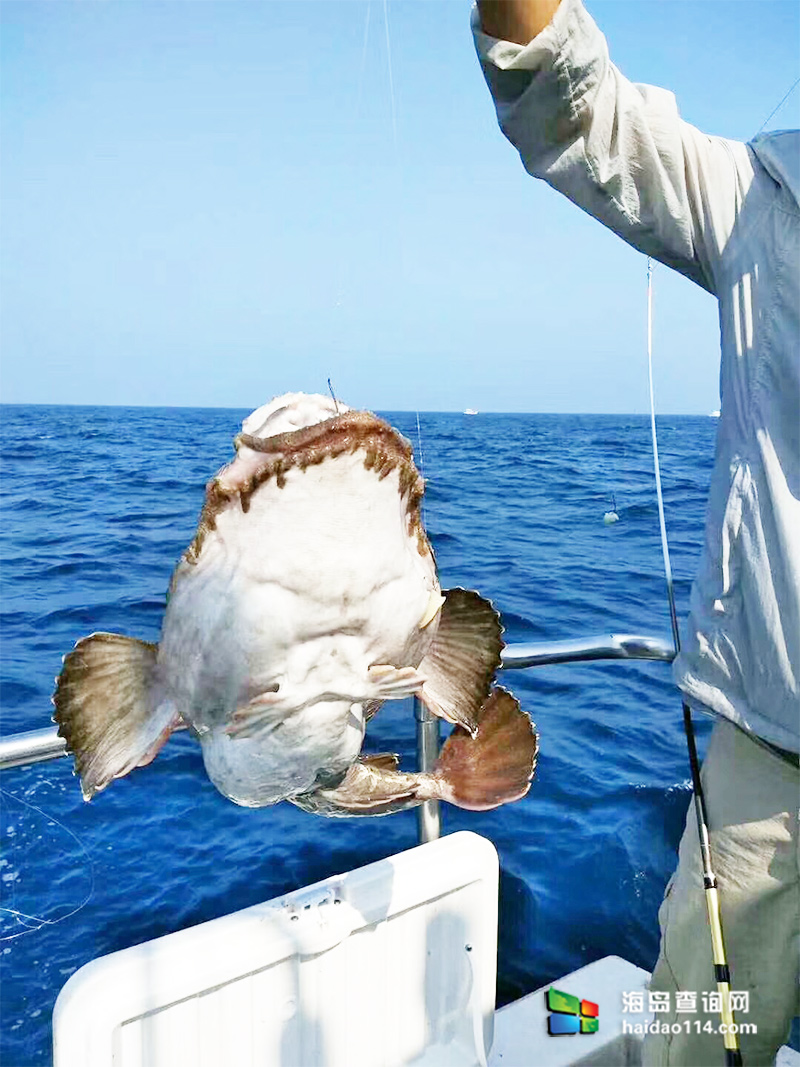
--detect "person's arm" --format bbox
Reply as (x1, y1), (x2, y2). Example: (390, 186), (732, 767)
(477, 0), (561, 46)
(472, 0), (757, 294)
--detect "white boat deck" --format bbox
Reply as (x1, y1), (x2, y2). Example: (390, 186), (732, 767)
(490, 956), (650, 1066)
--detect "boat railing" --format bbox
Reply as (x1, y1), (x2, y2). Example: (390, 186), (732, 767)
(0, 632), (675, 843)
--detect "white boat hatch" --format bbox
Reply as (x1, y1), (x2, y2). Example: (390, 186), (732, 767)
(53, 831), (498, 1067)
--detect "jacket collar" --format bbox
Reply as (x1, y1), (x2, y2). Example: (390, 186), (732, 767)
(749, 130), (800, 209)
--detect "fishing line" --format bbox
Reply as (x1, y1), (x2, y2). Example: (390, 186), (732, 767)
(382, 0), (410, 282)
(382, 0), (399, 156)
(415, 411), (428, 526)
(356, 0), (372, 108)
(0, 786), (95, 943)
(328, 377), (340, 414)
(333, 1), (404, 333)
(646, 260), (680, 652)
(757, 75), (800, 134)
(646, 259), (742, 1066)
(332, 1), (373, 317)
(415, 411), (425, 475)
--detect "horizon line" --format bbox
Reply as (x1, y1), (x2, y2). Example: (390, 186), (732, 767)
(0, 401), (719, 417)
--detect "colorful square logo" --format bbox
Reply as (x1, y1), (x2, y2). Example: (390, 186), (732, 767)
(546, 987), (599, 1036)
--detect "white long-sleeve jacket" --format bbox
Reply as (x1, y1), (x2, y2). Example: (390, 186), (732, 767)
(473, 0), (799, 753)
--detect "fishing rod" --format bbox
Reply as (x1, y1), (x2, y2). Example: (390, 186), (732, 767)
(646, 258), (743, 1067)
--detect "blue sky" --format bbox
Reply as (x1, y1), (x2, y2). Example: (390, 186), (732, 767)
(1, 1), (798, 413)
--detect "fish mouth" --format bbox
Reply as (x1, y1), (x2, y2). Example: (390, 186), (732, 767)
(186, 409), (430, 565)
(228, 409), (424, 510)
(232, 409), (410, 462)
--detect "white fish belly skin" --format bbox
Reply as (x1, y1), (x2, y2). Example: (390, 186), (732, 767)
(156, 450), (438, 805)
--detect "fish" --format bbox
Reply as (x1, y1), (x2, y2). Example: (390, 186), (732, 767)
(53, 393), (539, 816)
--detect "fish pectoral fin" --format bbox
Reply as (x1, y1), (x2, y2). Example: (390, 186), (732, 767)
(416, 588), (503, 735)
(289, 756), (419, 817)
(226, 692), (284, 739)
(362, 699), (384, 723)
(366, 664), (426, 700)
(426, 687), (540, 811)
(53, 633), (175, 801)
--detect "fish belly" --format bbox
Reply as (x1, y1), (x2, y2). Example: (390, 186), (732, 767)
(157, 451), (438, 805)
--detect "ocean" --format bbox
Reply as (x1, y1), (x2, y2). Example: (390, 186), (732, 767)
(1, 405), (719, 1066)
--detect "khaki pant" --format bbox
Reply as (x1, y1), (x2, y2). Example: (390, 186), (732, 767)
(643, 720), (799, 1067)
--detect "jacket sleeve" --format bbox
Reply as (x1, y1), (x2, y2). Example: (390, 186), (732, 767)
(472, 0), (755, 295)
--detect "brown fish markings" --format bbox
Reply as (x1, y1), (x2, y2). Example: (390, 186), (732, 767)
(53, 393), (538, 815)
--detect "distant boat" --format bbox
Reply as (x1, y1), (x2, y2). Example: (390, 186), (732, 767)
(709, 409), (721, 418)
(463, 408), (478, 416)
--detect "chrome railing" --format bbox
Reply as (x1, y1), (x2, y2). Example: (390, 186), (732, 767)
(500, 633), (674, 669)
(0, 726), (68, 771)
(1, 633), (676, 844)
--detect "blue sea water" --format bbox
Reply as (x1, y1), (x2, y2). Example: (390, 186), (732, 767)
(0, 405), (719, 1066)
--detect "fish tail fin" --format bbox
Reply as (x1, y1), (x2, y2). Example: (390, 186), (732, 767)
(430, 687), (539, 810)
(53, 633), (177, 800)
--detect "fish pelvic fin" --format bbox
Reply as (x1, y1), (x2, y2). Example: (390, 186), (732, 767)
(52, 633), (177, 801)
(422, 687), (539, 811)
(288, 753), (416, 818)
(366, 664), (426, 700)
(416, 588), (503, 735)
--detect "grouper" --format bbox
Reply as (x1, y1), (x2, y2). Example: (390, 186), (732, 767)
(54, 393), (539, 816)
